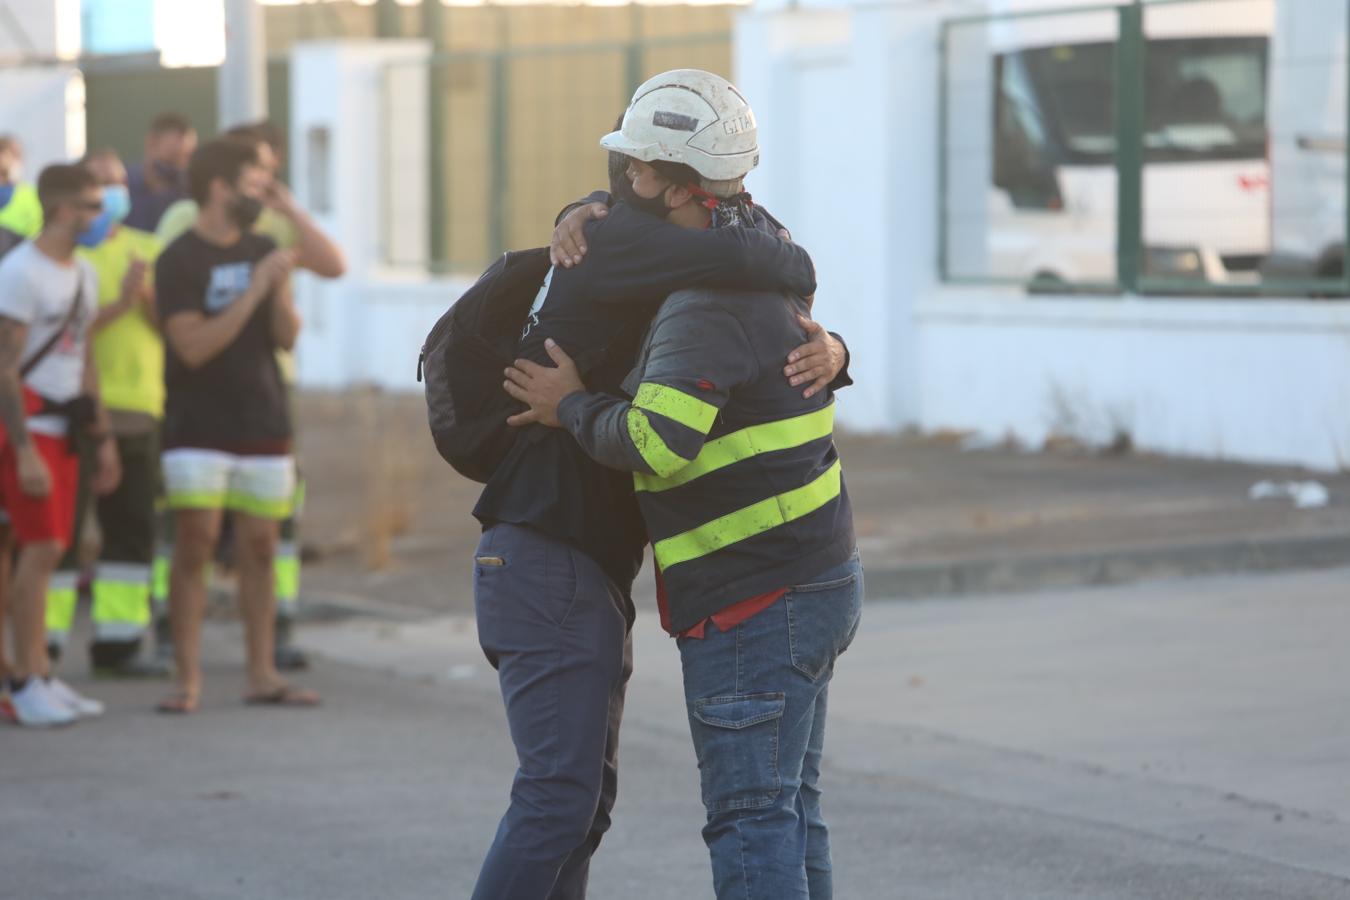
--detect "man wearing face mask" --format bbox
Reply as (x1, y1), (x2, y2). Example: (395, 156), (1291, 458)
(0, 164), (122, 727)
(154, 123), (347, 672)
(125, 114), (197, 234)
(152, 138), (316, 714)
(157, 122), (346, 281)
(505, 72), (861, 899)
(34, 148), (169, 677)
(0, 135), (43, 242)
(465, 76), (847, 897)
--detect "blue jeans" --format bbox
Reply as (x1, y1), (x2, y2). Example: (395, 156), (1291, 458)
(471, 524), (633, 900)
(678, 552), (864, 900)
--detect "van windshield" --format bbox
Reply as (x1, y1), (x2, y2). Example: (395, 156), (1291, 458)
(1000, 36), (1268, 165)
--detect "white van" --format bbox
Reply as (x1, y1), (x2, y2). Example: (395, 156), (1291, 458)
(1265, 0), (1347, 282)
(983, 1), (1273, 286)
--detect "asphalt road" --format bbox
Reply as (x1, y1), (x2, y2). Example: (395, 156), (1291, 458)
(3, 568), (1348, 899)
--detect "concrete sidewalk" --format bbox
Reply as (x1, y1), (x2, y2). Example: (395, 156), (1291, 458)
(4, 568), (1348, 898)
(293, 391), (1350, 615)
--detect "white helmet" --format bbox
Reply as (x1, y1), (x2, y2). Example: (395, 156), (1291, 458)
(601, 69), (759, 183)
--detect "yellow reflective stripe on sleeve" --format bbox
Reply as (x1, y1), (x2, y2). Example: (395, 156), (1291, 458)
(627, 408), (692, 478)
(635, 403), (835, 494)
(633, 383), (718, 434)
(653, 459), (842, 570)
(92, 579), (153, 628)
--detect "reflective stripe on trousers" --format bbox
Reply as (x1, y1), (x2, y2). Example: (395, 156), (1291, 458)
(45, 571), (79, 647)
(275, 539), (300, 618)
(92, 561), (153, 642)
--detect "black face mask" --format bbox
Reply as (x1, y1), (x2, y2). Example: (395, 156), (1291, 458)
(607, 150), (630, 198)
(229, 192), (264, 230)
(621, 182), (674, 220)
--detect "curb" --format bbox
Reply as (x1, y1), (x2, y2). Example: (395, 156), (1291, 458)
(864, 531), (1350, 600)
(291, 588), (436, 624)
(289, 532), (1350, 620)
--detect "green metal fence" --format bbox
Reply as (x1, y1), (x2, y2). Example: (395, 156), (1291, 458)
(83, 58), (291, 182)
(382, 32), (733, 274)
(939, 0), (1350, 297)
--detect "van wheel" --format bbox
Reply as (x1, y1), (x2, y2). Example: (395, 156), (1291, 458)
(1315, 245), (1344, 279)
(1027, 271), (1068, 294)
(1313, 246), (1347, 298)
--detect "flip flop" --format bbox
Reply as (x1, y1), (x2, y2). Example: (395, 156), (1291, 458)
(244, 686), (320, 708)
(155, 693), (198, 715)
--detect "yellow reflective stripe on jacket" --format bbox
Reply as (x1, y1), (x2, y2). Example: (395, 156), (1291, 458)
(626, 408), (689, 477)
(636, 402), (835, 494)
(653, 459), (842, 570)
(633, 383), (718, 434)
(627, 383), (721, 477)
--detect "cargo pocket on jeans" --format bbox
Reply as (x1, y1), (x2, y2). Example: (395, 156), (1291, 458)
(689, 693), (786, 813)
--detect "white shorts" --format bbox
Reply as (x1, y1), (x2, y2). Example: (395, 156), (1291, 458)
(162, 449), (297, 521)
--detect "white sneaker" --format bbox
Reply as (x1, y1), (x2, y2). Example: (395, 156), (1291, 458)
(45, 677), (105, 718)
(10, 679), (78, 727)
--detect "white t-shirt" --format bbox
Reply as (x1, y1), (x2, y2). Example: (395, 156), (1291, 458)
(0, 242), (97, 436)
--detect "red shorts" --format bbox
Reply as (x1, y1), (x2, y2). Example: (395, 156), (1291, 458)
(0, 432), (79, 547)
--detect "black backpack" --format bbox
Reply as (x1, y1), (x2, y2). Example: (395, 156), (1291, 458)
(418, 246), (552, 483)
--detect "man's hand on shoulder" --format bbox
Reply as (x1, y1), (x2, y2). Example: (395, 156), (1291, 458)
(504, 339), (586, 428)
(550, 202), (608, 269)
(785, 314), (846, 400)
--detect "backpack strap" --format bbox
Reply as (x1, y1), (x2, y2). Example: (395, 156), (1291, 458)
(20, 278), (85, 379)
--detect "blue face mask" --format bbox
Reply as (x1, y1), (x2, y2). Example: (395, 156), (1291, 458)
(103, 184), (131, 222)
(76, 185), (131, 248)
(0, 184), (13, 211)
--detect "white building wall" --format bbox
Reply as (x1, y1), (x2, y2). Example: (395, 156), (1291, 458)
(0, 0), (84, 170)
(287, 40), (468, 393)
(0, 0), (81, 61)
(918, 293), (1350, 470)
(293, 3), (1349, 472)
(0, 67), (85, 170)
(736, 0), (1350, 471)
(737, 3), (967, 432)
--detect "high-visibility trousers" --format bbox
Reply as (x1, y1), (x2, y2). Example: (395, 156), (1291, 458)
(44, 437), (95, 653)
(275, 477), (305, 623)
(46, 431), (159, 659)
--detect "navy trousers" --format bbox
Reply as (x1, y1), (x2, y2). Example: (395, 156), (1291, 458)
(471, 523), (633, 900)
